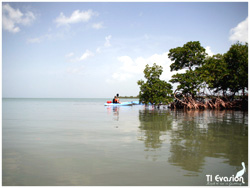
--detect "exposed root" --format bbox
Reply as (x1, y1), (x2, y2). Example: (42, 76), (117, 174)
(170, 92), (247, 110)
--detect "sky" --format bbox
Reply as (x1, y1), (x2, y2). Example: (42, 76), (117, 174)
(2, 2), (248, 98)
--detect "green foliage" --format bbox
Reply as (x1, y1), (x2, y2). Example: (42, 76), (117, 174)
(170, 70), (203, 96)
(136, 41), (247, 109)
(168, 41), (248, 97)
(168, 41), (207, 96)
(197, 54), (229, 94)
(168, 41), (207, 71)
(223, 42), (248, 95)
(137, 63), (173, 106)
(197, 42), (248, 96)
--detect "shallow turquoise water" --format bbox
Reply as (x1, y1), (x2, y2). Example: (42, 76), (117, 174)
(2, 98), (248, 186)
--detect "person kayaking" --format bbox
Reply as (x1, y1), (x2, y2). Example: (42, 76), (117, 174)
(113, 95), (120, 103)
(112, 96), (116, 103)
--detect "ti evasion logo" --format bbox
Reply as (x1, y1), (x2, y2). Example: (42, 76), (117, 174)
(206, 162), (246, 186)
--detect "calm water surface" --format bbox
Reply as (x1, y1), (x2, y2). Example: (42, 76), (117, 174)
(2, 98), (248, 186)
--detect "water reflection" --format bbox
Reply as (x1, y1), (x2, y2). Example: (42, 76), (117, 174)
(106, 106), (120, 121)
(170, 110), (248, 169)
(138, 109), (248, 177)
(138, 109), (172, 151)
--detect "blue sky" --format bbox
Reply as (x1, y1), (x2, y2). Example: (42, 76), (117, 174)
(2, 2), (248, 98)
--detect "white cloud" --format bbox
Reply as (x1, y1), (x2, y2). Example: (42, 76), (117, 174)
(118, 56), (143, 74)
(113, 72), (132, 81)
(27, 37), (42, 43)
(2, 3), (36, 33)
(96, 35), (112, 53)
(78, 50), (94, 61)
(229, 17), (248, 43)
(55, 9), (98, 27)
(66, 66), (85, 74)
(92, 22), (104, 29)
(66, 50), (93, 62)
(21, 11), (36, 25)
(104, 35), (112, 47)
(205, 46), (214, 57)
(106, 73), (133, 83)
(96, 47), (101, 53)
(27, 34), (52, 43)
(106, 52), (184, 83)
(65, 52), (74, 58)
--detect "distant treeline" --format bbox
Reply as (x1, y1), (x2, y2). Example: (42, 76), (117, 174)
(119, 96), (139, 99)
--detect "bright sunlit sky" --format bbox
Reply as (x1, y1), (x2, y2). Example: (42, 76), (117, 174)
(2, 2), (248, 98)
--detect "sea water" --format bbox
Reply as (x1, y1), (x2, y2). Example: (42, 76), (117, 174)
(2, 98), (248, 186)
